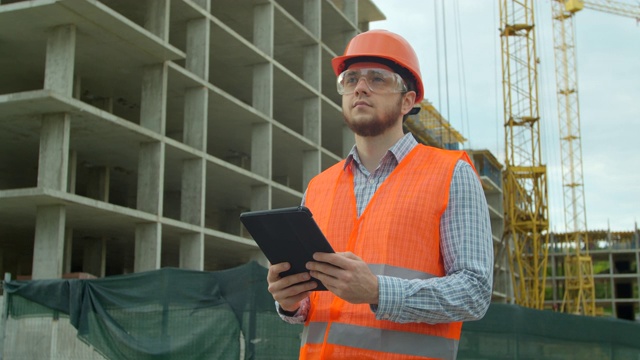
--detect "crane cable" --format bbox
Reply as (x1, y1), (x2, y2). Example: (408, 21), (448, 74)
(453, 0), (471, 147)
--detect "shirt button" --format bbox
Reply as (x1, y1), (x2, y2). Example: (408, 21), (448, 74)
(382, 314), (390, 320)
(369, 179), (374, 184)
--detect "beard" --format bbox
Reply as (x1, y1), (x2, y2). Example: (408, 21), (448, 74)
(343, 96), (404, 137)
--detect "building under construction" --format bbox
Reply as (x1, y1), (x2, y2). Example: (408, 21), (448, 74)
(0, 0), (513, 293)
(0, 0), (638, 358)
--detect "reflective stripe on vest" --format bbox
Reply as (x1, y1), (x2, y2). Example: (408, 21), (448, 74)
(302, 322), (458, 360)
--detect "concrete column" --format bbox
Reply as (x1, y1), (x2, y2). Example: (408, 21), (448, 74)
(183, 9), (209, 158)
(303, 0), (321, 38)
(180, 233), (204, 270)
(82, 237), (106, 277)
(181, 158), (205, 226)
(253, 3), (274, 56)
(32, 205), (66, 279)
(144, 0), (170, 41)
(342, 1), (358, 26)
(303, 98), (321, 143)
(340, 2), (358, 52)
(186, 17), (210, 81)
(304, 44), (321, 91)
(183, 87), (208, 150)
(135, 223), (161, 272)
(251, 185), (270, 212)
(303, 150), (321, 192)
(62, 228), (73, 274)
(252, 61), (273, 118)
(303, 98), (321, 189)
(140, 64), (168, 134)
(135, 139), (163, 272)
(252, 3), (274, 187)
(44, 25), (76, 97)
(38, 113), (70, 191)
(86, 166), (110, 201)
(137, 141), (164, 215)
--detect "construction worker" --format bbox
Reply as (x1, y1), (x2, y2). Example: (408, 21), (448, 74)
(267, 29), (493, 360)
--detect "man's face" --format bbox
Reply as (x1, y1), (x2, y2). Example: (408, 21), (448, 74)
(339, 62), (409, 137)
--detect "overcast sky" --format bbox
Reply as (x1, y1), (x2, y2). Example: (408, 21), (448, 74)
(369, 0), (640, 233)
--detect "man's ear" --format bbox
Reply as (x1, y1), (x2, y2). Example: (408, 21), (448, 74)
(401, 91), (417, 115)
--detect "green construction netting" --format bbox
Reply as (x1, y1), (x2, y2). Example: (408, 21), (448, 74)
(4, 263), (640, 360)
(459, 303), (640, 359)
(4, 262), (302, 360)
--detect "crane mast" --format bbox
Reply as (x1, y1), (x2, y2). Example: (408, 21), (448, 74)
(499, 0), (550, 310)
(552, 0), (638, 315)
(551, 0), (596, 316)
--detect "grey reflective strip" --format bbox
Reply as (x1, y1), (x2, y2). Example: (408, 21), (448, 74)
(302, 321), (328, 345)
(368, 263), (436, 280)
(327, 323), (458, 359)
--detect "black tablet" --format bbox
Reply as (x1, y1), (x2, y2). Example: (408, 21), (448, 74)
(239, 206), (334, 291)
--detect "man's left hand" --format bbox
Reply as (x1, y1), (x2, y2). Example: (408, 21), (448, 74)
(307, 252), (379, 305)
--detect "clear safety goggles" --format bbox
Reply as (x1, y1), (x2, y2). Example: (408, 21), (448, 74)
(337, 68), (408, 95)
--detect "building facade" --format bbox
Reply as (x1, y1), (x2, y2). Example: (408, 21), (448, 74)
(0, 0), (514, 308)
(0, 0), (386, 279)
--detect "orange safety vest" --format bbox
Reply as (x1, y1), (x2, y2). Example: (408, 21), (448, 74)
(302, 145), (473, 360)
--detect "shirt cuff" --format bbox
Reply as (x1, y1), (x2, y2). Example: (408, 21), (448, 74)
(275, 298), (308, 324)
(373, 275), (405, 322)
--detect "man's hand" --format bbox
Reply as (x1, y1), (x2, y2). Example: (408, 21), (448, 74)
(307, 252), (379, 304)
(267, 262), (317, 312)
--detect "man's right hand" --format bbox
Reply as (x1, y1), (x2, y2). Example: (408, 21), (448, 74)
(267, 262), (317, 312)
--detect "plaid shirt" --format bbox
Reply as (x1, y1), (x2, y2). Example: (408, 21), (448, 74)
(279, 133), (493, 324)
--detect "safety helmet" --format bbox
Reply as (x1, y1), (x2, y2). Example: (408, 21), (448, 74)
(332, 29), (424, 103)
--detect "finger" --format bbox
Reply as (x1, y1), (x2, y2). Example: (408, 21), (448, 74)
(267, 262), (290, 282)
(312, 252), (355, 269)
(273, 280), (317, 307)
(306, 260), (341, 278)
(340, 252), (361, 260)
(308, 270), (334, 290)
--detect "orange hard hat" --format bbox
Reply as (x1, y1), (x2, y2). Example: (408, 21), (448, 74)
(332, 29), (424, 103)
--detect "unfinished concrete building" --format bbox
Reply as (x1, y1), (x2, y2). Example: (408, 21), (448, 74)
(0, 0), (512, 310)
(0, 0), (391, 279)
(547, 229), (640, 320)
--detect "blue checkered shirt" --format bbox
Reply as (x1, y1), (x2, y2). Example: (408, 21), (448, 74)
(278, 133), (493, 324)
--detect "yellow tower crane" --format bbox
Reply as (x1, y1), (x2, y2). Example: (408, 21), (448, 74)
(551, 0), (639, 316)
(498, 0), (550, 310)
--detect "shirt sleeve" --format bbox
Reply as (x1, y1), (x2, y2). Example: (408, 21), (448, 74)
(372, 160), (494, 324)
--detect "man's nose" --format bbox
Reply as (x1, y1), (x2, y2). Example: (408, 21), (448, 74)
(353, 77), (371, 94)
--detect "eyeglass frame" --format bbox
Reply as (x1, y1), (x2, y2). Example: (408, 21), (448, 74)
(336, 67), (409, 96)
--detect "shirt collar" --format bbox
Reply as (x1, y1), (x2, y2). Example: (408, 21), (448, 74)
(343, 133), (418, 171)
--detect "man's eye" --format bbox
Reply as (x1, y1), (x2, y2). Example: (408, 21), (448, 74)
(345, 76), (358, 84)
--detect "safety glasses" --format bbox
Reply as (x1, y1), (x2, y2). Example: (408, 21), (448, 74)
(337, 68), (408, 95)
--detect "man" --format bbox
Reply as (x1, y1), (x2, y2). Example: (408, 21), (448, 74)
(267, 29), (493, 360)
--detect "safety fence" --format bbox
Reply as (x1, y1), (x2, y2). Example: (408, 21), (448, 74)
(3, 262), (639, 359)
